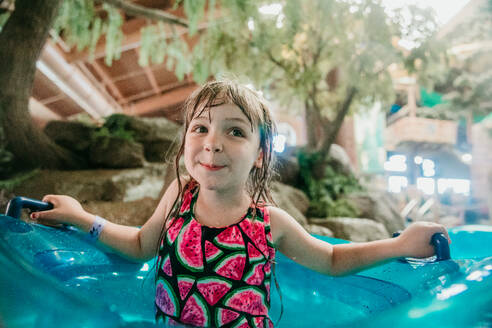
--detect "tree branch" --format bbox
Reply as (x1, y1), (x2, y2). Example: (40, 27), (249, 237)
(320, 86), (357, 155)
(266, 50), (290, 74)
(101, 0), (188, 27)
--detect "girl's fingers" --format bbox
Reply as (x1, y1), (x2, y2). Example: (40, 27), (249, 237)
(32, 209), (56, 220)
(42, 194), (58, 205)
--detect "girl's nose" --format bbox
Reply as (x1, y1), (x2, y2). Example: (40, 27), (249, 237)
(204, 143), (223, 152)
(204, 134), (223, 152)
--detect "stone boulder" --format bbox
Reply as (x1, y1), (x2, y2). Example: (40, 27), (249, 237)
(271, 181), (309, 226)
(343, 192), (405, 235)
(328, 143), (355, 175)
(84, 197), (158, 226)
(305, 224), (334, 237)
(127, 117), (181, 162)
(44, 121), (96, 154)
(13, 163), (171, 203)
(275, 154), (301, 187)
(273, 144), (355, 188)
(89, 136), (145, 168)
(309, 217), (389, 242)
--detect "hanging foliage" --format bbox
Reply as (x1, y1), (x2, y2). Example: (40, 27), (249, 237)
(53, 0), (123, 65)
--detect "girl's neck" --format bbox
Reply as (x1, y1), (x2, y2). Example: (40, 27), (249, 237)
(194, 187), (251, 227)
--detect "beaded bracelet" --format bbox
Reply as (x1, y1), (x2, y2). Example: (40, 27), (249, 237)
(89, 215), (106, 241)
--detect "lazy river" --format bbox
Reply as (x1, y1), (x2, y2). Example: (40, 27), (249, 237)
(1, 197), (491, 327)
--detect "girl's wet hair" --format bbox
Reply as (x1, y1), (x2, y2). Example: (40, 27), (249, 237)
(183, 79), (277, 205)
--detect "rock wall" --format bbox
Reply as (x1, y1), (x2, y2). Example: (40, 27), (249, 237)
(12, 163), (172, 226)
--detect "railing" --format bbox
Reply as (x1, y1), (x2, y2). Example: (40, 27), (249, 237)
(385, 110), (457, 151)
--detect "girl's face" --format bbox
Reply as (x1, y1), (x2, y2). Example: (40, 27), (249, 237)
(184, 103), (262, 193)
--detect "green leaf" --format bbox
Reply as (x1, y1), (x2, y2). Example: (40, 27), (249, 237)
(183, 0), (206, 36)
(103, 3), (123, 66)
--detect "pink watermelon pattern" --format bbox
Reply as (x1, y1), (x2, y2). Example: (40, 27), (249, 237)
(156, 277), (179, 317)
(179, 293), (210, 327)
(253, 316), (265, 328)
(156, 181), (275, 327)
(232, 317), (250, 328)
(214, 225), (245, 250)
(243, 262), (265, 285)
(197, 277), (232, 306)
(247, 242), (264, 263)
(215, 308), (240, 326)
(177, 275), (195, 300)
(205, 240), (223, 263)
(175, 219), (204, 272)
(264, 262), (271, 277)
(167, 217), (184, 245)
(214, 252), (246, 281)
(162, 254), (172, 277)
(223, 286), (268, 316)
(239, 219), (268, 256)
(179, 186), (194, 215)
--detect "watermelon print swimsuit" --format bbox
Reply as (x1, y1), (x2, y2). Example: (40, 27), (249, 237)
(155, 180), (276, 328)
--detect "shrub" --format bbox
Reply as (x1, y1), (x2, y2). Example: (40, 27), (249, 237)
(298, 149), (362, 218)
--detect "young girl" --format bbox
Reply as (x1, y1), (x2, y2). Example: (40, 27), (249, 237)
(32, 80), (450, 328)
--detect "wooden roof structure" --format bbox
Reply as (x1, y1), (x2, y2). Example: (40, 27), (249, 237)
(30, 0), (199, 126)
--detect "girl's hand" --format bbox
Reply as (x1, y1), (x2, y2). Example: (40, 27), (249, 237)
(31, 195), (90, 227)
(396, 221), (451, 258)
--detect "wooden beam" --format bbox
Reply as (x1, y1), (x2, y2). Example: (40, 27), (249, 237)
(76, 62), (123, 111)
(89, 60), (126, 102)
(122, 79), (191, 103)
(29, 97), (63, 121)
(39, 93), (66, 106)
(124, 83), (196, 115)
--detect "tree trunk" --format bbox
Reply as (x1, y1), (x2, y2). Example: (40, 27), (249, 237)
(0, 0), (85, 170)
(320, 87), (357, 156)
(304, 99), (327, 150)
(309, 87), (357, 180)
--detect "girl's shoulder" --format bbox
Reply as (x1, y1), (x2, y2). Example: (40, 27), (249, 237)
(264, 205), (301, 245)
(161, 176), (194, 215)
(264, 205), (284, 217)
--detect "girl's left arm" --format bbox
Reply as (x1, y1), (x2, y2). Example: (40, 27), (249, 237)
(269, 206), (450, 276)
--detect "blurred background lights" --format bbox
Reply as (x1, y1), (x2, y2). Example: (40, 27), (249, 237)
(422, 159), (435, 177)
(273, 134), (286, 153)
(258, 3), (283, 15)
(414, 155), (423, 165)
(388, 176), (408, 193)
(461, 153), (472, 163)
(437, 178), (470, 196)
(384, 154), (407, 172)
(417, 177), (435, 195)
(247, 18), (255, 31)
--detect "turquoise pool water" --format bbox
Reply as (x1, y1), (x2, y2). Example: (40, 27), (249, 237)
(1, 215), (491, 328)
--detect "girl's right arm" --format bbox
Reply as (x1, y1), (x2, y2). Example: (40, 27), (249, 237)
(32, 178), (182, 262)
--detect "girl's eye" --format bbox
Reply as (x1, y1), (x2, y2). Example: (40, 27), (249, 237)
(230, 128), (245, 137)
(192, 125), (207, 133)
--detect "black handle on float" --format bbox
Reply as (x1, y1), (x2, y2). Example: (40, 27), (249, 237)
(392, 231), (450, 261)
(5, 196), (53, 219)
(430, 233), (450, 261)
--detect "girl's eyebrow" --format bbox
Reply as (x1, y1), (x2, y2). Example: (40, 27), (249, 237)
(192, 116), (250, 126)
(224, 117), (249, 125)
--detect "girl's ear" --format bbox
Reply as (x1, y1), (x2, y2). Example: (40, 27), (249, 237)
(254, 149), (263, 168)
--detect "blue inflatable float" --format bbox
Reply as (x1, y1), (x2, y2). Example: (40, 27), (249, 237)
(1, 197), (491, 327)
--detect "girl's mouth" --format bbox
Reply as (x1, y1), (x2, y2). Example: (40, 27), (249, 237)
(200, 163), (226, 171)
